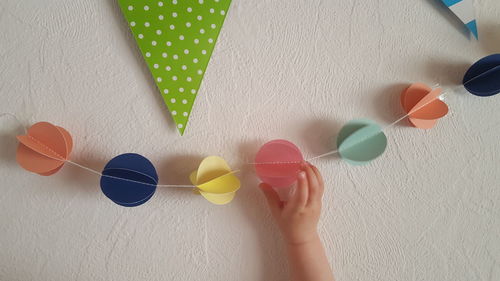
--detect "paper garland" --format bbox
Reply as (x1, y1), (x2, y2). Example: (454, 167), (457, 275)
(440, 0), (478, 39)
(337, 119), (387, 166)
(190, 156), (240, 205)
(16, 122), (73, 176)
(463, 54), (500, 97)
(11, 55), (500, 206)
(118, 0), (232, 135)
(254, 140), (304, 188)
(401, 83), (449, 129)
(101, 153), (158, 207)
(14, 124), (240, 206)
(117, 0), (483, 136)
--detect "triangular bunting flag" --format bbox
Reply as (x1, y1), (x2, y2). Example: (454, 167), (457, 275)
(119, 0), (232, 135)
(440, 0), (478, 39)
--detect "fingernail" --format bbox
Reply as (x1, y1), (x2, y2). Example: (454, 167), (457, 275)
(298, 171), (305, 178)
(259, 183), (270, 189)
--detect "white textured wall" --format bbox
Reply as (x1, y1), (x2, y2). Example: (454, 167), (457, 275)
(1, 0), (500, 280)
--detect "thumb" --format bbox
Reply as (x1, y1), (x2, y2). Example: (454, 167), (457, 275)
(259, 183), (282, 216)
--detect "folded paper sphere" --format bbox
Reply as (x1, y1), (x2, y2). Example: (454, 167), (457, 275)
(463, 54), (500, 97)
(100, 153), (158, 207)
(401, 83), (448, 129)
(189, 156), (240, 205)
(254, 139), (304, 188)
(16, 122), (73, 176)
(337, 119), (387, 166)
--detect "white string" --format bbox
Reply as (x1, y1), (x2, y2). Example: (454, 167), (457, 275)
(0, 86), (452, 174)
(462, 65), (500, 86)
(65, 160), (195, 188)
(381, 91), (447, 132)
(251, 84), (448, 165)
(306, 149), (339, 162)
(65, 160), (102, 177)
(0, 115), (196, 188)
(0, 113), (27, 134)
(2, 62), (491, 177)
(0, 81), (475, 176)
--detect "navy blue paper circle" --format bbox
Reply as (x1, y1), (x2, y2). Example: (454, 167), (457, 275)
(463, 54), (500, 97)
(100, 153), (158, 207)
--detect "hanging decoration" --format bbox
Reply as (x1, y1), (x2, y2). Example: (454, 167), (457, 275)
(463, 54), (500, 97)
(16, 122), (73, 176)
(118, 0), (232, 135)
(440, 0), (478, 39)
(7, 48), (500, 206)
(336, 119), (387, 166)
(400, 83), (449, 129)
(190, 156), (240, 205)
(100, 153), (159, 207)
(254, 140), (304, 188)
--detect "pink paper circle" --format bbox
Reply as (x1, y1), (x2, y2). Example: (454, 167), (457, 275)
(254, 139), (304, 188)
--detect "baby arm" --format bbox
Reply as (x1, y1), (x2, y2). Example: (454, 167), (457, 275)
(260, 162), (334, 281)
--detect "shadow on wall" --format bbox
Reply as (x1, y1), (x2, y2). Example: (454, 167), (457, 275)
(0, 120), (24, 167)
(0, 115), (102, 195)
(299, 119), (342, 159)
(156, 154), (205, 202)
(59, 155), (106, 195)
(371, 83), (408, 125)
(423, 0), (471, 39)
(480, 24), (500, 54)
(370, 78), (471, 129)
(106, 0), (177, 133)
(421, 58), (471, 87)
(235, 140), (290, 281)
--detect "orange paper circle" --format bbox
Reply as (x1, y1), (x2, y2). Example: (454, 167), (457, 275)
(16, 122), (73, 176)
(400, 83), (449, 129)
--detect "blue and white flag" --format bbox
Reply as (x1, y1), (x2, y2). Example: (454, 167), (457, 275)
(441, 0), (478, 39)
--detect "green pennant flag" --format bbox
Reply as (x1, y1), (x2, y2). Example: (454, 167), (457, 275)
(118, 0), (232, 135)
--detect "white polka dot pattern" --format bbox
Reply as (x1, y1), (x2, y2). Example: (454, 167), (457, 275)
(119, 0), (231, 135)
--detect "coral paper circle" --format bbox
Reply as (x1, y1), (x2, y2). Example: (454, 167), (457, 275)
(254, 139), (304, 188)
(16, 122), (72, 176)
(400, 83), (448, 129)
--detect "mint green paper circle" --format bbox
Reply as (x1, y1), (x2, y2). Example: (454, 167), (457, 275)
(336, 119), (387, 166)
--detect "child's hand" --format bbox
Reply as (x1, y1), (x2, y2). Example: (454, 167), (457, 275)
(259, 162), (324, 245)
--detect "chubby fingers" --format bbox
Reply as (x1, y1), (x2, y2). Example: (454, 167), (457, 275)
(259, 183), (282, 217)
(303, 162), (324, 207)
(309, 163), (324, 202)
(286, 169), (309, 211)
(302, 163), (320, 205)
